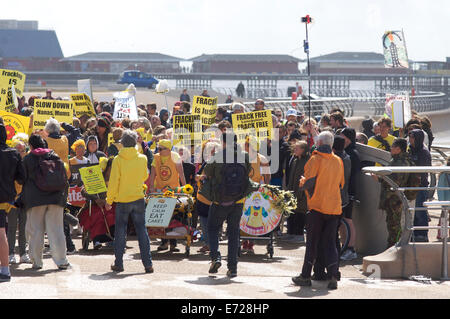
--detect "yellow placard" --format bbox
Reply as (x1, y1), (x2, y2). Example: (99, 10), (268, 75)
(70, 93), (96, 118)
(108, 133), (114, 147)
(172, 114), (202, 146)
(192, 95), (217, 127)
(0, 69), (26, 113)
(0, 110), (30, 142)
(79, 165), (107, 195)
(32, 99), (74, 130)
(232, 110), (273, 143)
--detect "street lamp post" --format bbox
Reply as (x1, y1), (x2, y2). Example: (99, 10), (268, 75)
(302, 15), (313, 121)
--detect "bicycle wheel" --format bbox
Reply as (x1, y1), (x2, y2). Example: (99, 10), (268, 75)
(338, 218), (351, 255)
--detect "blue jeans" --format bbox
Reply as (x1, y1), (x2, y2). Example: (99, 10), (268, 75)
(207, 203), (243, 272)
(114, 199), (152, 269)
(413, 190), (429, 239)
(200, 216), (209, 244)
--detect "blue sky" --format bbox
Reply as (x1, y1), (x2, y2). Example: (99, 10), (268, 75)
(2, 0), (449, 61)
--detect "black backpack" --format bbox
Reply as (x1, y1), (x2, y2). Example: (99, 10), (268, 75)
(217, 162), (249, 204)
(35, 155), (68, 193)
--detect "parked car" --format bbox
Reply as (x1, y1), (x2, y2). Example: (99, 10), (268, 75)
(117, 70), (159, 89)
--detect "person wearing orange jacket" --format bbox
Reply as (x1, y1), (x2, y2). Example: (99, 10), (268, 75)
(292, 131), (345, 290)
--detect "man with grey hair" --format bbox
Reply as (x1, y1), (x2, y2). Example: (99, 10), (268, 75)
(292, 131), (345, 290)
(105, 129), (153, 273)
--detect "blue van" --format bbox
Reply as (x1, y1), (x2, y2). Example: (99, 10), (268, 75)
(117, 70), (159, 89)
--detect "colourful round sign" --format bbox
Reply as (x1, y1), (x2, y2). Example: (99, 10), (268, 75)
(240, 187), (282, 236)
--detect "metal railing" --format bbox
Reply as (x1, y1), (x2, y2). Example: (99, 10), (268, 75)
(218, 91), (448, 118)
(362, 166), (450, 280)
(409, 201), (449, 280)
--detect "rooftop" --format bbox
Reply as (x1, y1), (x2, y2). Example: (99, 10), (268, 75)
(0, 29), (63, 58)
(190, 54), (303, 63)
(310, 51), (385, 63)
(62, 52), (183, 62)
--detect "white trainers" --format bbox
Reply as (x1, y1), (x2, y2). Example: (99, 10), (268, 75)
(9, 254), (17, 265)
(340, 249), (357, 261)
(19, 254), (32, 264)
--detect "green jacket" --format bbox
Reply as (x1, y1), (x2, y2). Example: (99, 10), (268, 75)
(379, 152), (411, 209)
(199, 149), (258, 204)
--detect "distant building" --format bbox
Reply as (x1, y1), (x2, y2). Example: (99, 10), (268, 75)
(309, 51), (409, 74)
(60, 52), (182, 73)
(0, 20), (63, 71)
(190, 54), (301, 73)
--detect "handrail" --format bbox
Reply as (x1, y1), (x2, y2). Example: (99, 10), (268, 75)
(218, 92), (448, 118)
(362, 165), (450, 248)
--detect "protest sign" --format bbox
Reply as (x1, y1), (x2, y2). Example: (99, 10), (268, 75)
(77, 79), (94, 106)
(145, 197), (177, 227)
(172, 114), (202, 146)
(0, 69), (26, 112)
(0, 110), (30, 142)
(108, 133), (114, 147)
(68, 185), (86, 207)
(192, 95), (217, 126)
(70, 163), (93, 187)
(232, 110), (273, 143)
(32, 99), (74, 130)
(382, 31), (409, 69)
(113, 90), (138, 121)
(79, 165), (107, 195)
(384, 92), (411, 129)
(71, 93), (96, 118)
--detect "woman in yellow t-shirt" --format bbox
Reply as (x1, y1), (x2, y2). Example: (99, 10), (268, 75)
(148, 139), (186, 252)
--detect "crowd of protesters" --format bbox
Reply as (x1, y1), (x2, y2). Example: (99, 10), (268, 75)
(0, 87), (437, 289)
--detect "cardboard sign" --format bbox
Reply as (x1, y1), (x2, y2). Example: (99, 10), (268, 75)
(79, 165), (107, 195)
(70, 163), (93, 187)
(172, 114), (202, 146)
(108, 133), (114, 147)
(71, 93), (96, 118)
(77, 79), (94, 106)
(113, 90), (138, 121)
(0, 110), (30, 142)
(32, 99), (74, 130)
(192, 95), (217, 126)
(68, 185), (86, 207)
(232, 110), (273, 143)
(0, 69), (26, 112)
(145, 197), (177, 227)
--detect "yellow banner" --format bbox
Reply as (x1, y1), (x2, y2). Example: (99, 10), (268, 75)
(172, 114), (202, 146)
(0, 69), (26, 112)
(232, 110), (273, 143)
(32, 99), (74, 130)
(79, 165), (107, 195)
(192, 95), (217, 127)
(0, 110), (30, 142)
(70, 93), (96, 118)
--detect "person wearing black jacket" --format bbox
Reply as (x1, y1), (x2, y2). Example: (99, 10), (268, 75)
(22, 134), (70, 270)
(408, 129), (432, 242)
(268, 124), (290, 187)
(339, 128), (361, 261)
(0, 124), (25, 281)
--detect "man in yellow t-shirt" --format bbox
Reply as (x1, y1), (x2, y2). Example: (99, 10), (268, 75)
(367, 118), (395, 152)
(367, 118), (396, 166)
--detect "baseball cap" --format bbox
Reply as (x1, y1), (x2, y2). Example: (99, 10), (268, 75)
(286, 109), (297, 117)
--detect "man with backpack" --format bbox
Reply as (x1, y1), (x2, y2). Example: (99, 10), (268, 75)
(21, 134), (71, 270)
(0, 124), (25, 281)
(199, 131), (256, 278)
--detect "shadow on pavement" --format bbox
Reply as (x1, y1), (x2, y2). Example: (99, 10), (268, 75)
(285, 284), (331, 298)
(184, 276), (243, 286)
(10, 267), (61, 277)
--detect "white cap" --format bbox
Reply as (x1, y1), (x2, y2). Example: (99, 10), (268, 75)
(286, 109), (297, 117)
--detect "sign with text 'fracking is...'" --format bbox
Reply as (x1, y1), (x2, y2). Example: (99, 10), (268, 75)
(145, 197), (177, 228)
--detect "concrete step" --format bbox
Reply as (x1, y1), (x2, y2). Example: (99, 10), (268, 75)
(362, 243), (450, 280)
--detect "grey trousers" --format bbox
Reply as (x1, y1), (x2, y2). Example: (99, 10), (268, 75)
(7, 208), (28, 256)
